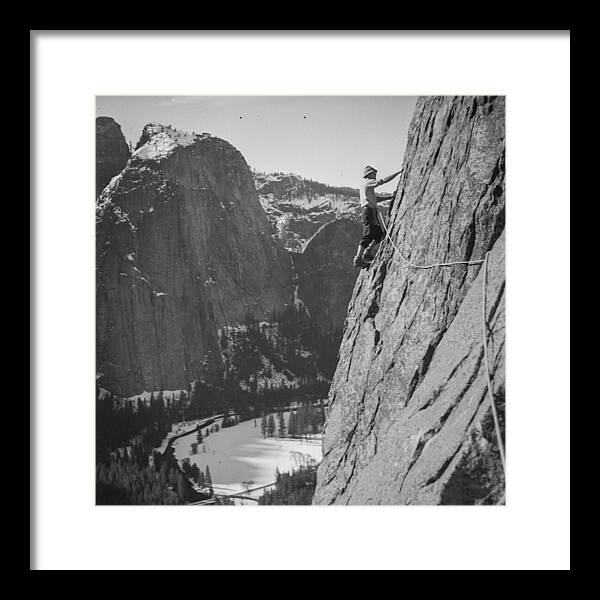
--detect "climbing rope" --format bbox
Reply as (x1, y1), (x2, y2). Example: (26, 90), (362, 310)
(481, 251), (506, 474)
(377, 211), (485, 269)
(377, 210), (506, 482)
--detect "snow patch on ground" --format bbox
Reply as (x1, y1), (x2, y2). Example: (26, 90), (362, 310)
(172, 415), (322, 503)
(126, 388), (188, 404)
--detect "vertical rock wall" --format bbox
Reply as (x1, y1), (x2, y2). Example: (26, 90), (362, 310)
(314, 96), (506, 505)
(96, 124), (293, 396)
(96, 117), (130, 195)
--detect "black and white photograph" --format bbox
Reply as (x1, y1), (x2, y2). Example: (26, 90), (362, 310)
(32, 31), (570, 571)
(95, 95), (506, 506)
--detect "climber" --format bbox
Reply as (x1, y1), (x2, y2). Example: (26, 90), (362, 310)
(353, 165), (402, 268)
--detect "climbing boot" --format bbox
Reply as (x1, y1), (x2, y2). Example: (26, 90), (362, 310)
(353, 247), (366, 268)
(353, 256), (367, 268)
(353, 255), (372, 269)
(364, 241), (380, 263)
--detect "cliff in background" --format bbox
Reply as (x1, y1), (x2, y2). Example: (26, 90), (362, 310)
(96, 117), (130, 195)
(295, 218), (362, 335)
(255, 172), (361, 252)
(96, 123), (293, 396)
(313, 96), (506, 505)
(292, 219), (361, 376)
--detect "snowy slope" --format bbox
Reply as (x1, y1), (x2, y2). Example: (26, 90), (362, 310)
(254, 172), (361, 252)
(172, 413), (322, 502)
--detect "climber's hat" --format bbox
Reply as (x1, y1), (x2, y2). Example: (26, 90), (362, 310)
(363, 165), (377, 178)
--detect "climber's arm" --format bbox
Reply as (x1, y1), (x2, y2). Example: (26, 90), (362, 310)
(375, 170), (402, 187)
(376, 193), (395, 203)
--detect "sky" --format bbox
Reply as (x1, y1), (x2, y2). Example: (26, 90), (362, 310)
(96, 96), (417, 188)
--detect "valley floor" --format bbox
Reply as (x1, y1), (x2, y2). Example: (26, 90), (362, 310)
(171, 415), (322, 504)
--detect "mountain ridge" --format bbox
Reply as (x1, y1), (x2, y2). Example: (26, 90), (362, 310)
(255, 171), (361, 252)
(96, 121), (294, 396)
(96, 120), (361, 402)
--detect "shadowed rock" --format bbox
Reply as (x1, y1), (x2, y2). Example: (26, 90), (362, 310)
(96, 117), (130, 195)
(293, 218), (362, 377)
(294, 218), (362, 335)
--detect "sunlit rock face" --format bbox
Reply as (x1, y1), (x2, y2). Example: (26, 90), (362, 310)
(96, 123), (293, 396)
(314, 96), (505, 505)
(255, 172), (361, 252)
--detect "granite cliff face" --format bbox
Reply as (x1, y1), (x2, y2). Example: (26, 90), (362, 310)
(96, 123), (293, 396)
(292, 218), (362, 378)
(294, 218), (362, 336)
(96, 117), (130, 195)
(313, 96), (505, 505)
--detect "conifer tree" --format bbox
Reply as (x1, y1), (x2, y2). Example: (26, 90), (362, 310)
(288, 411), (297, 437)
(261, 412), (268, 439)
(205, 465), (213, 494)
(176, 472), (187, 501)
(168, 466), (177, 487)
(160, 462), (168, 486)
(267, 414), (276, 437)
(277, 411), (286, 438)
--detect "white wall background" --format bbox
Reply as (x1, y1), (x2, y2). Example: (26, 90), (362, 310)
(32, 31), (570, 571)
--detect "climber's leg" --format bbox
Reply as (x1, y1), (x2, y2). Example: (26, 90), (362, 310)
(363, 217), (384, 261)
(354, 243), (373, 268)
(354, 207), (376, 267)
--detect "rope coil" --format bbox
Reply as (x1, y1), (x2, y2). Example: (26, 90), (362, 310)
(377, 210), (506, 486)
